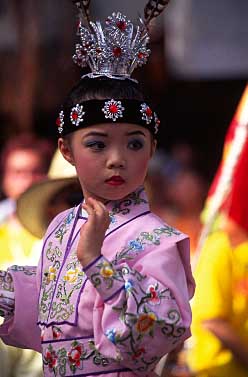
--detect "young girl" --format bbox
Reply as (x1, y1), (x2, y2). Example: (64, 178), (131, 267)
(0, 4), (195, 377)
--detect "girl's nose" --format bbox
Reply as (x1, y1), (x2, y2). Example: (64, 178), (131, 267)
(106, 151), (126, 169)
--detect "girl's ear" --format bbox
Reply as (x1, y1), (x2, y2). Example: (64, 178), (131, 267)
(58, 138), (75, 166)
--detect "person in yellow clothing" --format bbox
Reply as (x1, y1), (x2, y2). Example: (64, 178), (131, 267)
(186, 85), (248, 377)
(0, 134), (54, 377)
(0, 222), (41, 270)
(188, 228), (248, 377)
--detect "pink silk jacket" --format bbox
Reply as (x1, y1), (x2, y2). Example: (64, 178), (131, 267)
(0, 188), (195, 377)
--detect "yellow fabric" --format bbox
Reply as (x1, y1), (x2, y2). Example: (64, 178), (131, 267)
(0, 220), (43, 377)
(0, 340), (43, 377)
(187, 231), (248, 377)
(0, 221), (41, 269)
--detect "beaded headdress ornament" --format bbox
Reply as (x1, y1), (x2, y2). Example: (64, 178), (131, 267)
(56, 0), (170, 137)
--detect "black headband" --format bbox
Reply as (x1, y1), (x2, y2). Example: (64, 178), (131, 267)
(56, 99), (160, 137)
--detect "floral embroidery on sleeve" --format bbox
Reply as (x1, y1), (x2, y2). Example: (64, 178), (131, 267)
(86, 226), (185, 373)
(0, 271), (15, 318)
(113, 226), (180, 264)
(105, 268), (185, 372)
(86, 226), (181, 295)
(8, 265), (37, 276)
(90, 260), (124, 289)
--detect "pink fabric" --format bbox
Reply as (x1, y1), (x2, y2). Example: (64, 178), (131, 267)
(0, 188), (195, 376)
(0, 266), (41, 352)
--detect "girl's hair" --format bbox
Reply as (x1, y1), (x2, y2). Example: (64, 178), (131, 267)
(62, 77), (146, 110)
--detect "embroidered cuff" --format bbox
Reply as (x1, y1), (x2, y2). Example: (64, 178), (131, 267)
(83, 255), (125, 302)
(0, 271), (15, 319)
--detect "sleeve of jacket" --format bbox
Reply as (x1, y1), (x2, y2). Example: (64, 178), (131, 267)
(83, 230), (195, 375)
(0, 265), (41, 352)
(0, 209), (69, 353)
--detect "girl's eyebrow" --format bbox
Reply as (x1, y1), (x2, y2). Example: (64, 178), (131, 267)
(84, 131), (108, 137)
(126, 130), (146, 137)
(83, 130), (146, 138)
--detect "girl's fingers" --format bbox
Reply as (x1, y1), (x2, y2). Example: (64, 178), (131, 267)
(86, 198), (109, 219)
(82, 202), (95, 217)
(83, 197), (110, 229)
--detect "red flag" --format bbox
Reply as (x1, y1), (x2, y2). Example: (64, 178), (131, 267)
(194, 84), (248, 266)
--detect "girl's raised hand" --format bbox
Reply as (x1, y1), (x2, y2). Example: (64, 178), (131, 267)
(77, 197), (110, 267)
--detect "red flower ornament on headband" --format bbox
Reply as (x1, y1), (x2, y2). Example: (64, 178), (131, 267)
(102, 99), (125, 122)
(140, 103), (153, 125)
(56, 111), (65, 134)
(70, 104), (85, 127)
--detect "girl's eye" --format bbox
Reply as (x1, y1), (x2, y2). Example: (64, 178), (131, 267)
(85, 141), (106, 150)
(128, 139), (144, 150)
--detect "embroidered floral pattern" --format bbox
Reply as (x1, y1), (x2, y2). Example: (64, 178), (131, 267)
(51, 277), (85, 322)
(39, 243), (63, 322)
(124, 279), (136, 294)
(46, 266), (57, 283)
(68, 341), (84, 371)
(110, 187), (147, 215)
(113, 225), (180, 264)
(43, 345), (58, 372)
(42, 340), (111, 376)
(40, 231), (87, 324)
(100, 261), (115, 278)
(84, 222), (184, 372)
(109, 212), (117, 224)
(88, 226), (180, 295)
(0, 296), (14, 319)
(55, 209), (75, 244)
(52, 325), (63, 340)
(0, 271), (14, 292)
(8, 265), (37, 276)
(132, 347), (146, 360)
(145, 284), (161, 305)
(135, 311), (157, 334)
(110, 278), (184, 372)
(91, 260), (124, 289)
(63, 267), (80, 283)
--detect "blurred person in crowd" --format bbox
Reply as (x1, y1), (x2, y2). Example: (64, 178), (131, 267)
(0, 134), (53, 224)
(147, 148), (207, 256)
(0, 133), (54, 377)
(0, 133), (54, 268)
(146, 149), (182, 224)
(167, 169), (207, 255)
(16, 148), (83, 241)
(185, 85), (248, 377)
(170, 142), (195, 170)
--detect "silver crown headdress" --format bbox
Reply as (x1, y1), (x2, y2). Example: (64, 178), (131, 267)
(71, 0), (170, 80)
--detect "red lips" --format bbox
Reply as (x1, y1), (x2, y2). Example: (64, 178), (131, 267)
(106, 175), (125, 185)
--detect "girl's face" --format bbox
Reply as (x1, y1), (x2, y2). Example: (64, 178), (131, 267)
(58, 123), (156, 202)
